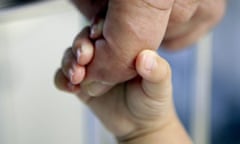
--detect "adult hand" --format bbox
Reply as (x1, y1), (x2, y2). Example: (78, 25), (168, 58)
(72, 0), (226, 49)
(163, 0), (226, 49)
(72, 0), (174, 96)
(71, 0), (226, 96)
(71, 0), (108, 20)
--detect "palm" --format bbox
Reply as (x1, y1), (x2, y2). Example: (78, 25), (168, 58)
(82, 76), (170, 138)
(55, 41), (174, 139)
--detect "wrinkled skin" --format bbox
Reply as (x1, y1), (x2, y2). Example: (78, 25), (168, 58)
(71, 0), (226, 95)
(164, 0), (226, 49)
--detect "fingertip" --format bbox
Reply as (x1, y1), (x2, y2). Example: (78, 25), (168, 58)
(54, 69), (80, 93)
(72, 27), (94, 66)
(136, 50), (172, 98)
(90, 18), (104, 39)
(61, 49), (86, 85)
(136, 50), (170, 83)
(70, 64), (86, 85)
(74, 42), (94, 65)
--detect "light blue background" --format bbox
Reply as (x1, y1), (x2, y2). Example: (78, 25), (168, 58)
(159, 0), (240, 143)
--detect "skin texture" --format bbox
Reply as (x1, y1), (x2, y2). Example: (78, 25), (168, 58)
(71, 0), (226, 96)
(55, 27), (191, 143)
(72, 0), (174, 96)
(163, 0), (226, 49)
(72, 0), (226, 50)
(54, 0), (226, 142)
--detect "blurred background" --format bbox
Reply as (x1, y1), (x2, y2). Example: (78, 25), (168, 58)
(0, 0), (240, 144)
(0, 1), (87, 144)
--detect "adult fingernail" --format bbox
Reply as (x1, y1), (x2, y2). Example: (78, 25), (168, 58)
(85, 81), (112, 97)
(144, 54), (156, 71)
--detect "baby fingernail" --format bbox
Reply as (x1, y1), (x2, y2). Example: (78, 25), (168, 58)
(79, 42), (93, 57)
(76, 43), (92, 64)
(90, 24), (98, 37)
(144, 55), (156, 71)
(68, 68), (74, 83)
(90, 19), (104, 39)
(77, 49), (81, 64)
(78, 43), (93, 58)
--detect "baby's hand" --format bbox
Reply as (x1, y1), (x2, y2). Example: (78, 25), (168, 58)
(54, 24), (191, 143)
(54, 27), (94, 94)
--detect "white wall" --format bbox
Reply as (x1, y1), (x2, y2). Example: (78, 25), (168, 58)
(0, 1), (88, 144)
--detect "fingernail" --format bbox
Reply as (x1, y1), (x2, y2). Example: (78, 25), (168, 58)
(69, 68), (74, 83)
(85, 81), (112, 97)
(76, 43), (92, 65)
(90, 20), (104, 39)
(77, 49), (81, 64)
(144, 55), (156, 71)
(90, 24), (98, 38)
(81, 43), (92, 55)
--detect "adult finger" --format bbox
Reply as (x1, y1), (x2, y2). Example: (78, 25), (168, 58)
(169, 0), (200, 24)
(162, 21), (210, 49)
(71, 0), (107, 20)
(163, 0), (226, 50)
(82, 0), (174, 96)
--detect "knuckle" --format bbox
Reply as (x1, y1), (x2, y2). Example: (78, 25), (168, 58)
(141, 0), (174, 11)
(211, 2), (226, 24)
(170, 0), (199, 23)
(170, 10), (193, 23)
(197, 0), (226, 25)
